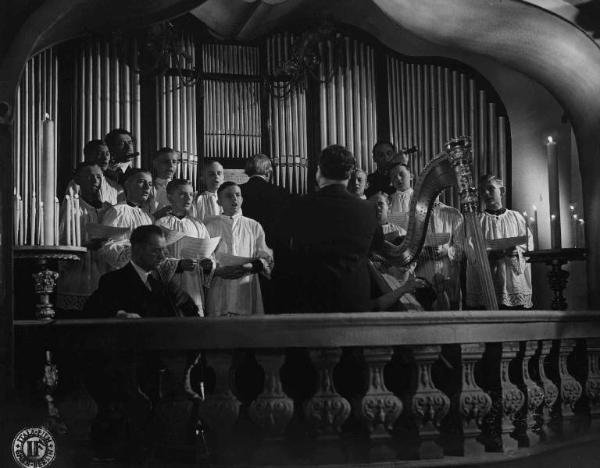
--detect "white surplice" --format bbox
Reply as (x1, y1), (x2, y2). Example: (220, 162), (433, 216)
(155, 214), (213, 316)
(466, 209), (533, 308)
(206, 214), (273, 316)
(389, 188), (413, 229)
(98, 203), (153, 270)
(192, 191), (222, 222)
(415, 201), (464, 309)
(57, 198), (110, 310)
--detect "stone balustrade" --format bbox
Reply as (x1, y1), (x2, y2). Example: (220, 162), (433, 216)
(13, 310), (600, 466)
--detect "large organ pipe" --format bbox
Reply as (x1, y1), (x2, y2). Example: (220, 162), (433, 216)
(478, 89), (487, 174)
(452, 70), (459, 137)
(423, 65), (431, 165)
(416, 65), (424, 173)
(488, 102), (497, 175)
(469, 79), (478, 179)
(498, 116), (507, 183)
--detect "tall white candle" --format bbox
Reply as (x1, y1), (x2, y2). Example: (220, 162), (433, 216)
(65, 194), (72, 246)
(30, 193), (37, 246)
(532, 205), (539, 250)
(54, 197), (60, 246)
(546, 136), (561, 249)
(41, 114), (56, 245)
(74, 194), (81, 246)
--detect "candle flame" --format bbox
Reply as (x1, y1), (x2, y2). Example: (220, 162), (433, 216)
(523, 211), (527, 217)
(580, 219), (585, 224)
(551, 214), (556, 220)
(547, 136), (554, 144)
(570, 205), (575, 211)
(44, 112), (50, 120)
(532, 204), (537, 211)
(529, 217), (535, 222)
(574, 214), (578, 220)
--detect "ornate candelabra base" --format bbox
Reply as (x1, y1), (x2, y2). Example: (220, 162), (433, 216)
(524, 248), (587, 310)
(14, 246), (87, 319)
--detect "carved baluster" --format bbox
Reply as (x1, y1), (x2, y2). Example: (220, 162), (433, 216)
(42, 350), (68, 435)
(557, 339), (583, 437)
(408, 345), (450, 459)
(451, 343), (491, 456)
(586, 338), (600, 431)
(355, 347), (403, 458)
(498, 341), (525, 452)
(303, 348), (351, 462)
(533, 339), (559, 441)
(248, 350), (294, 461)
(514, 341), (545, 448)
(199, 351), (240, 462)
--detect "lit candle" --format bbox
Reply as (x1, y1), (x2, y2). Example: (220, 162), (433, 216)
(572, 213), (578, 248)
(532, 204), (539, 250)
(54, 197), (60, 246)
(30, 193), (37, 246)
(546, 136), (561, 249)
(41, 114), (56, 245)
(38, 201), (45, 245)
(530, 217), (537, 251)
(65, 194), (72, 246)
(73, 194), (81, 246)
(579, 219), (586, 248)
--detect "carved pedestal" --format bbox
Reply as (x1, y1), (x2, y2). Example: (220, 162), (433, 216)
(408, 345), (450, 459)
(248, 351), (294, 463)
(303, 348), (351, 463)
(514, 341), (545, 448)
(452, 343), (491, 456)
(532, 340), (559, 442)
(199, 351), (240, 464)
(557, 340), (583, 437)
(499, 342), (525, 452)
(356, 347), (402, 460)
(586, 339), (600, 431)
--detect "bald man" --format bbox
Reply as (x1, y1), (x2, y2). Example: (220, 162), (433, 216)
(192, 160), (224, 222)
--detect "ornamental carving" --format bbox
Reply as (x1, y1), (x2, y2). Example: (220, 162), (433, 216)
(33, 269), (59, 294)
(304, 348), (350, 435)
(500, 343), (525, 421)
(585, 339), (600, 410)
(410, 346), (450, 429)
(558, 340), (582, 415)
(249, 351), (294, 436)
(358, 348), (402, 434)
(453, 343), (491, 428)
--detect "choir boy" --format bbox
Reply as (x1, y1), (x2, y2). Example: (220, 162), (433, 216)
(155, 179), (214, 315)
(466, 174), (533, 309)
(193, 160), (224, 222)
(348, 168), (368, 199)
(104, 128), (136, 184)
(98, 169), (154, 270)
(369, 191), (406, 240)
(148, 147), (180, 216)
(205, 181), (273, 316)
(388, 163), (413, 229)
(57, 163), (111, 311)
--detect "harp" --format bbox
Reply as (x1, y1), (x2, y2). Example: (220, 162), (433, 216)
(380, 136), (498, 311)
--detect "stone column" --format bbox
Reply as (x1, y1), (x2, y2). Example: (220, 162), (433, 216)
(452, 343), (491, 456)
(534, 340), (559, 441)
(408, 345), (450, 459)
(514, 341), (545, 448)
(557, 339), (583, 437)
(248, 350), (294, 462)
(303, 348), (351, 463)
(356, 347), (403, 459)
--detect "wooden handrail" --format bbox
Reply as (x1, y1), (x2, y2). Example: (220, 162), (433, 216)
(14, 310), (600, 350)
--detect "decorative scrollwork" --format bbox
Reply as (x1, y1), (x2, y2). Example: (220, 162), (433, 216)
(33, 269), (59, 294)
(558, 340), (582, 416)
(454, 343), (491, 429)
(304, 348), (350, 436)
(586, 339), (600, 408)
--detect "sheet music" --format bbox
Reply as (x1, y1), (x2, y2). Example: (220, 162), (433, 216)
(388, 213), (409, 228)
(86, 223), (130, 241)
(179, 236), (221, 259)
(159, 226), (186, 246)
(424, 232), (451, 247)
(486, 235), (528, 251)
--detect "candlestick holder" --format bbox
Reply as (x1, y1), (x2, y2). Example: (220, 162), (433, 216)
(14, 246), (87, 319)
(524, 248), (587, 310)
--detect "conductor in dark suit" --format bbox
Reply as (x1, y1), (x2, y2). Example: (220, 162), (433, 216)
(285, 144), (382, 313)
(240, 154), (291, 314)
(84, 224), (199, 318)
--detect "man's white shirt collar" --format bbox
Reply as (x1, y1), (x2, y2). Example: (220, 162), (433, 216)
(131, 261), (152, 287)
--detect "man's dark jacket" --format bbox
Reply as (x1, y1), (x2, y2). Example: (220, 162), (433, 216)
(284, 184), (381, 313)
(84, 262), (198, 318)
(239, 175), (290, 246)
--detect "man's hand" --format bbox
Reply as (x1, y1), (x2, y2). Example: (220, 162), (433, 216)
(116, 310), (141, 319)
(153, 205), (172, 220)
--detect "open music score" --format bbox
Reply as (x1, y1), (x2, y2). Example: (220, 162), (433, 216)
(486, 235), (527, 251)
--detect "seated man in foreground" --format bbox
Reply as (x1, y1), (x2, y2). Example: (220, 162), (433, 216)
(84, 225), (199, 318)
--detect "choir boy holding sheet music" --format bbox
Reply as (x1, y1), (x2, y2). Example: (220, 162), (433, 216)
(466, 174), (533, 309)
(148, 147), (180, 217)
(205, 181), (273, 316)
(57, 162), (111, 311)
(155, 179), (217, 315)
(192, 160), (224, 222)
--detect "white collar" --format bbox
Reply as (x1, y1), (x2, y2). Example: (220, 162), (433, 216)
(130, 260), (152, 285)
(220, 211), (243, 220)
(203, 191), (218, 198)
(155, 177), (170, 186)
